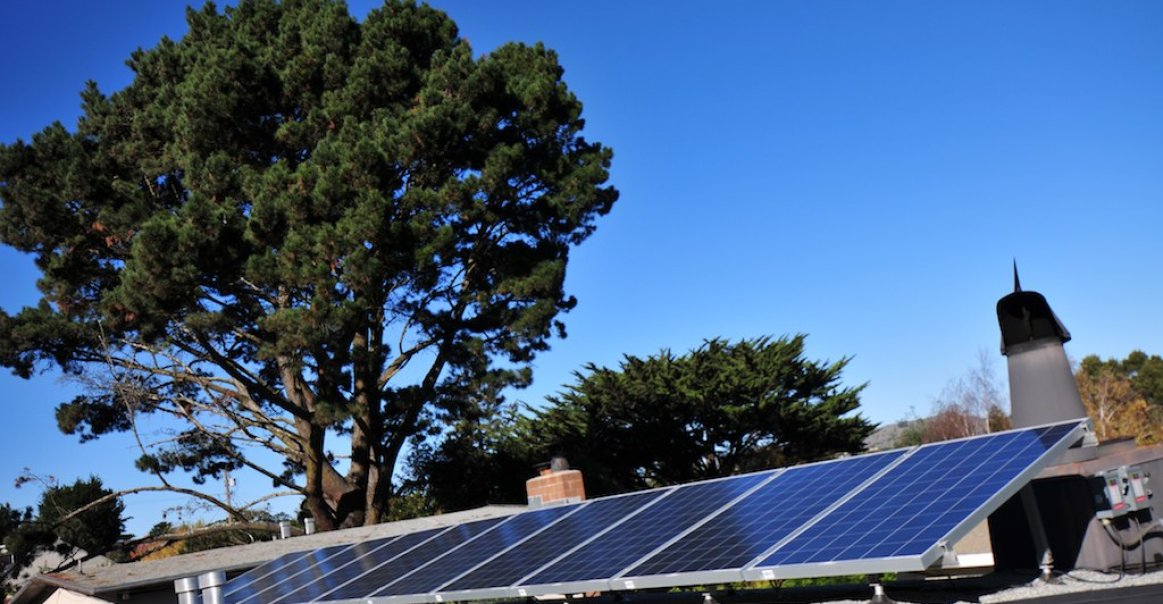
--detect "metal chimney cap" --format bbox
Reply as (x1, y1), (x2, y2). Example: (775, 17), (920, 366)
(197, 571), (226, 589)
(997, 291), (1071, 352)
(533, 456), (571, 475)
(174, 577), (200, 594)
(997, 264), (1071, 352)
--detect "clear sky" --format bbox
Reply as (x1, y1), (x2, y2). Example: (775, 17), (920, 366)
(1, 0), (1160, 537)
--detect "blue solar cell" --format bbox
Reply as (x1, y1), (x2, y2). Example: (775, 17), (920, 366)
(304, 514), (509, 604)
(223, 552), (312, 600)
(265, 527), (453, 604)
(440, 490), (665, 593)
(242, 536), (408, 604)
(624, 450), (906, 576)
(334, 505), (578, 600)
(757, 422), (1080, 567)
(523, 471), (774, 587)
(228, 545), (352, 604)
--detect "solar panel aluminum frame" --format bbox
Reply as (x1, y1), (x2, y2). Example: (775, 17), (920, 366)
(603, 451), (909, 593)
(409, 488), (681, 604)
(320, 593), (375, 604)
(739, 419), (1091, 582)
(445, 470), (784, 601)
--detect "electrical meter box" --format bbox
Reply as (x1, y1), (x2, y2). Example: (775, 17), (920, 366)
(1092, 465), (1152, 519)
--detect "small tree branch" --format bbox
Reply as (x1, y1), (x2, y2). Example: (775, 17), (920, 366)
(238, 490), (301, 511)
(48, 486), (248, 529)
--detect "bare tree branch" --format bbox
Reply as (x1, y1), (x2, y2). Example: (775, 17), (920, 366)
(49, 486), (247, 529)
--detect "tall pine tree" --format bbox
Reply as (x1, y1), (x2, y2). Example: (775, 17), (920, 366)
(0, 0), (616, 529)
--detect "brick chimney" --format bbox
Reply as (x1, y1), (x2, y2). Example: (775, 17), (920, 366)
(525, 456), (585, 508)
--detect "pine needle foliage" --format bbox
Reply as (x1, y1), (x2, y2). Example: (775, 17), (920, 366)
(0, 0), (616, 529)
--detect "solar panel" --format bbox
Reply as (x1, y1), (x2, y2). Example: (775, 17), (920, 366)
(237, 537), (404, 604)
(226, 544), (352, 604)
(265, 526), (462, 604)
(433, 489), (668, 601)
(325, 503), (580, 602)
(743, 420), (1086, 580)
(518, 470), (776, 596)
(612, 449), (906, 590)
(297, 514), (507, 604)
(223, 551), (313, 601)
(226, 419), (1087, 604)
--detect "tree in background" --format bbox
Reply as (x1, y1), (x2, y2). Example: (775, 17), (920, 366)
(894, 350), (1163, 448)
(404, 401), (533, 514)
(1076, 352), (1163, 444)
(1, 503), (34, 594)
(891, 417), (926, 448)
(33, 476), (126, 560)
(1, 477), (125, 593)
(888, 352), (1010, 447)
(539, 336), (874, 494)
(409, 336), (874, 509)
(1093, 351), (1163, 409)
(910, 351), (1010, 444)
(0, 0), (615, 530)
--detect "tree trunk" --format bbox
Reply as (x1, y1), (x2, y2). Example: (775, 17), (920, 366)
(324, 463), (364, 528)
(299, 417), (337, 531)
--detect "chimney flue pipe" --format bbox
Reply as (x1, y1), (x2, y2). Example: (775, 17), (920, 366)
(996, 265), (1088, 429)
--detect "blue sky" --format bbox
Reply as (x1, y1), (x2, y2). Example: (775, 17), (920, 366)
(1, 0), (1160, 537)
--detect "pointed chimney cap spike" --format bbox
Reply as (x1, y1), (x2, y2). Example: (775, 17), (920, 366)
(1012, 260), (1022, 292)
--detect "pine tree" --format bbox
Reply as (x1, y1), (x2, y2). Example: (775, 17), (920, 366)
(410, 336), (874, 508)
(0, 0), (616, 529)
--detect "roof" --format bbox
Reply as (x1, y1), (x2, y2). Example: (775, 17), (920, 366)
(12, 505), (523, 604)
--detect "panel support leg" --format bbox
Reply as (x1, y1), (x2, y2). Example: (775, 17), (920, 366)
(1020, 484), (1058, 583)
(864, 575), (894, 604)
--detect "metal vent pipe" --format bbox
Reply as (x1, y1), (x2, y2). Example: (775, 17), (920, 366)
(174, 577), (201, 604)
(198, 571), (227, 604)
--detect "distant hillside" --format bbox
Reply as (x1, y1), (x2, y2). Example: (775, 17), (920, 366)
(864, 413), (994, 451)
(864, 420), (921, 451)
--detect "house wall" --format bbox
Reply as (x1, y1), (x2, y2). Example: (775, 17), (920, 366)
(991, 442), (1163, 572)
(97, 585), (176, 604)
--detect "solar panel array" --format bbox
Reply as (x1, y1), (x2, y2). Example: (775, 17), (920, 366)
(221, 420), (1088, 604)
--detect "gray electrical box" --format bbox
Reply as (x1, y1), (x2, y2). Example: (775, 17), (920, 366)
(1092, 465), (1152, 519)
